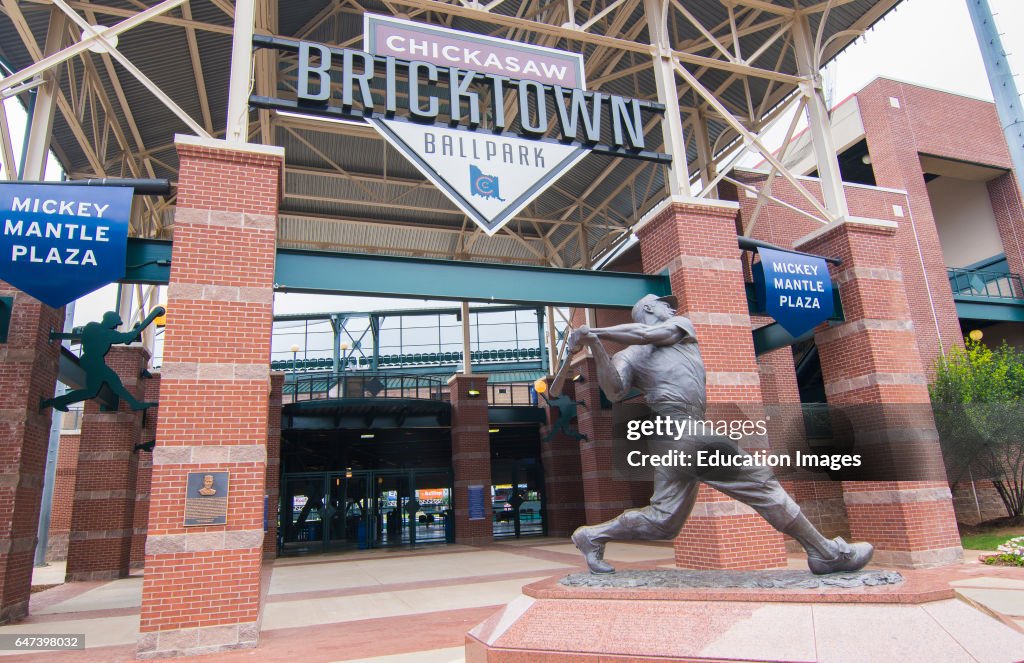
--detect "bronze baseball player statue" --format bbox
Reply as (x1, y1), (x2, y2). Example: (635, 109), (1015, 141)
(566, 294), (873, 575)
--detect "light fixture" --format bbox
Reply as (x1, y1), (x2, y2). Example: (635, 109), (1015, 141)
(467, 389), (481, 398)
(533, 378), (548, 394)
(969, 329), (984, 341)
(345, 467), (353, 478)
(289, 344), (300, 353)
(489, 428), (500, 434)
(861, 154), (872, 166)
(571, 374), (585, 383)
(361, 433), (375, 439)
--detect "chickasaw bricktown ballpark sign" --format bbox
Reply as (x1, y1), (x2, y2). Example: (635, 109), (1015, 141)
(0, 183), (132, 308)
(251, 14), (669, 235)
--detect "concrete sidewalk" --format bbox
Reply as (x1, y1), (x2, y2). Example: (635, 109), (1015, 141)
(2, 540), (1021, 661)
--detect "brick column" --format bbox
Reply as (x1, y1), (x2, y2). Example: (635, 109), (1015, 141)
(138, 137), (283, 658)
(574, 355), (648, 524)
(264, 373), (283, 558)
(65, 346), (148, 581)
(132, 374), (161, 569)
(757, 345), (850, 543)
(987, 172), (1024, 280)
(539, 379), (585, 537)
(46, 430), (79, 562)
(0, 285), (63, 623)
(449, 374), (492, 545)
(797, 218), (963, 568)
(635, 199), (787, 570)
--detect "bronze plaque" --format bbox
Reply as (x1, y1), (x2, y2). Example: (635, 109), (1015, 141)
(184, 471), (229, 526)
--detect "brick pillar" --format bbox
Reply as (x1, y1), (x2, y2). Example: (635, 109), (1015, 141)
(46, 431), (79, 562)
(539, 379), (585, 537)
(138, 137), (283, 658)
(449, 374), (492, 545)
(757, 344), (850, 543)
(132, 374), (161, 569)
(987, 172), (1024, 281)
(264, 373), (283, 559)
(574, 355), (647, 524)
(797, 218), (963, 568)
(0, 285), (63, 623)
(635, 199), (787, 570)
(65, 346), (148, 581)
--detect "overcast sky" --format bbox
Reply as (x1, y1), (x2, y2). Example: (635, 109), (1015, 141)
(26, 0), (1024, 325)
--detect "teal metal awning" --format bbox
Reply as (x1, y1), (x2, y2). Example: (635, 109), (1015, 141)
(124, 238), (669, 309)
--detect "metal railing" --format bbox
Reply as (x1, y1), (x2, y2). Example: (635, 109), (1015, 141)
(271, 347), (544, 373)
(948, 267), (1024, 300)
(287, 373), (446, 402)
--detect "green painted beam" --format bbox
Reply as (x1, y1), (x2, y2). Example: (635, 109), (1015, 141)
(125, 238), (172, 284)
(274, 248), (670, 309)
(122, 241), (669, 308)
(954, 296), (1024, 323)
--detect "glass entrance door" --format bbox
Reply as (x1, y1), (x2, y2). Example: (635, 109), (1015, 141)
(281, 475), (327, 554)
(280, 468), (453, 553)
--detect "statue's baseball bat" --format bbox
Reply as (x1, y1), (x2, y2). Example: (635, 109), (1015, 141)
(548, 341), (576, 398)
(134, 306), (166, 331)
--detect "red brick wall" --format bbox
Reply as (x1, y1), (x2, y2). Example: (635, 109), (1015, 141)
(0, 284), (63, 623)
(636, 201), (787, 570)
(799, 220), (963, 567)
(138, 140), (282, 658)
(66, 347), (147, 581)
(264, 374), (283, 558)
(987, 172), (1024, 280)
(449, 374), (493, 545)
(132, 375), (161, 569)
(539, 379), (586, 537)
(46, 432), (80, 562)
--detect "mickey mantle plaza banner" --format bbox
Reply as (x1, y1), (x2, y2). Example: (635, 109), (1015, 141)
(0, 183), (132, 308)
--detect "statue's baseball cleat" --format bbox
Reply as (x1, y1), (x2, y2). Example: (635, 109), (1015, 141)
(572, 526), (616, 574)
(807, 537), (874, 575)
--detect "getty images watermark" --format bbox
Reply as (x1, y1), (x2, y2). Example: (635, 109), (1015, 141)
(609, 403), (950, 483)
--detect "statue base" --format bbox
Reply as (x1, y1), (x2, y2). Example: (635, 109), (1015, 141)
(466, 569), (1023, 662)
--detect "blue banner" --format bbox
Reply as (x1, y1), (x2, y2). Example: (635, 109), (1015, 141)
(755, 247), (833, 338)
(0, 183), (133, 308)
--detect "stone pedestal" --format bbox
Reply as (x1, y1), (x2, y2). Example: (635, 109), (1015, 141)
(634, 198), (786, 570)
(449, 374), (492, 545)
(65, 346), (149, 581)
(137, 137), (283, 658)
(0, 285), (63, 623)
(797, 218), (962, 568)
(465, 572), (1023, 662)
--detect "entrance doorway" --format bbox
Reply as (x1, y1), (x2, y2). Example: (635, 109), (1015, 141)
(281, 468), (452, 554)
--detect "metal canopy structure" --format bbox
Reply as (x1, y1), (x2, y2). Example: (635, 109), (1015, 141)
(0, 0), (902, 272)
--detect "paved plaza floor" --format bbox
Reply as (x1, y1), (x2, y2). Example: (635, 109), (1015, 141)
(2, 540), (1022, 661)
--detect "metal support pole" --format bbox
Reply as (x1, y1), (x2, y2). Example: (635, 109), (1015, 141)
(644, 0), (692, 198)
(546, 306), (558, 376)
(460, 301), (472, 375)
(225, 0), (256, 143)
(966, 0), (1024, 206)
(536, 308), (548, 373)
(693, 107), (717, 194)
(331, 314), (341, 374)
(792, 14), (850, 220)
(21, 9), (66, 180)
(35, 301), (74, 567)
